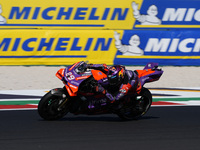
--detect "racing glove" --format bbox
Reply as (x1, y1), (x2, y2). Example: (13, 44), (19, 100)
(87, 64), (108, 71)
(86, 64), (93, 69)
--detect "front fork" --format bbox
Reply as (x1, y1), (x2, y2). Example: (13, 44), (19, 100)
(50, 88), (70, 111)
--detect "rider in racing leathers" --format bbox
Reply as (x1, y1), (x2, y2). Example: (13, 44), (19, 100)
(86, 63), (141, 104)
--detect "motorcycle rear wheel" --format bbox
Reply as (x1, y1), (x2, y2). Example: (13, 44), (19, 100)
(117, 87), (152, 121)
(38, 89), (69, 120)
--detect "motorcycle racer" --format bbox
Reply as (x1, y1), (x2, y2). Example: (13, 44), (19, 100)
(87, 63), (141, 103)
(38, 61), (163, 120)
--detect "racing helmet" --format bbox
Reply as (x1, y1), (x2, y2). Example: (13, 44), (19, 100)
(107, 65), (125, 86)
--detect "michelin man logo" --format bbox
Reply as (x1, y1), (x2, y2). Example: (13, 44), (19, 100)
(0, 4), (6, 24)
(114, 31), (144, 56)
(132, 1), (161, 25)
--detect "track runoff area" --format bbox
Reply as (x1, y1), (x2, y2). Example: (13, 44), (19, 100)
(0, 87), (200, 111)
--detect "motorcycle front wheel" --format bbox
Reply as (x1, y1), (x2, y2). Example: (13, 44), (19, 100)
(117, 87), (152, 121)
(38, 89), (70, 120)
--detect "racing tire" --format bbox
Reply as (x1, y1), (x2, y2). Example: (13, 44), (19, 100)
(117, 87), (152, 121)
(38, 89), (70, 120)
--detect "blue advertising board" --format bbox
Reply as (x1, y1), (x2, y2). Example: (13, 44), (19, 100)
(114, 30), (200, 66)
(132, 0), (200, 29)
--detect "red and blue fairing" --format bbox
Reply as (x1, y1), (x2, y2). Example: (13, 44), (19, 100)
(136, 62), (163, 87)
(56, 61), (108, 97)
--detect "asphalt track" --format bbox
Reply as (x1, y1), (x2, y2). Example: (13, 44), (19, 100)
(1, 106), (200, 150)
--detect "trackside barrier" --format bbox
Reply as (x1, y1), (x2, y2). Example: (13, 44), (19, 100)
(0, 29), (200, 66)
(0, 0), (200, 66)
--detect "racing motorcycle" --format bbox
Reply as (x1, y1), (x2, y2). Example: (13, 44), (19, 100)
(38, 61), (163, 121)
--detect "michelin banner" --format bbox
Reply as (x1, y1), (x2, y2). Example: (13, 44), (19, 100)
(0, 0), (200, 29)
(115, 30), (200, 66)
(0, 0), (134, 29)
(132, 0), (200, 29)
(0, 29), (200, 66)
(0, 30), (117, 65)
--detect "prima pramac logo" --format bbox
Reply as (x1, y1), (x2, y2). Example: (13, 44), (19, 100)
(0, 4), (6, 24)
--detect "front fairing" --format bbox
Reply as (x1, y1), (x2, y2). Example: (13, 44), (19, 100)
(64, 67), (91, 86)
(63, 62), (92, 96)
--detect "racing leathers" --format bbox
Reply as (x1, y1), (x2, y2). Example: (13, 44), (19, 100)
(87, 64), (141, 103)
